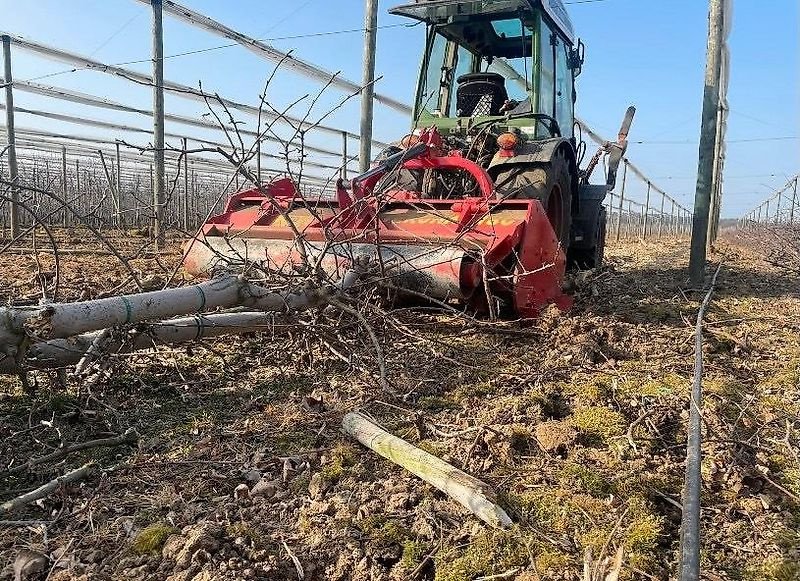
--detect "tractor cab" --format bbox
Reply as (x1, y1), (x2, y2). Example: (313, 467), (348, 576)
(390, 0), (583, 140)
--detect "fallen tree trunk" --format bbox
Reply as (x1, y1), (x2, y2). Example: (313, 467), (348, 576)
(0, 268), (362, 373)
(0, 311), (291, 374)
(342, 411), (513, 529)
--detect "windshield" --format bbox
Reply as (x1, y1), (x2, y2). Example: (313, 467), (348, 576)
(415, 22), (533, 120)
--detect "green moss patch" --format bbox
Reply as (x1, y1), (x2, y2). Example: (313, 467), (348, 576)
(434, 529), (530, 581)
(569, 406), (626, 445)
(131, 523), (179, 555)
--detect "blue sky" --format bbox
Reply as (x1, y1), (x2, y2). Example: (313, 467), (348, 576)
(1, 0), (798, 217)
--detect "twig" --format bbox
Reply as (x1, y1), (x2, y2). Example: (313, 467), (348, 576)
(1, 463), (94, 513)
(475, 569), (520, 580)
(3, 429), (136, 476)
(282, 540), (305, 580)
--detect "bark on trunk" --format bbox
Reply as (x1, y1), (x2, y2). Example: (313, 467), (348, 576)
(0, 268), (362, 375)
(0, 311), (288, 374)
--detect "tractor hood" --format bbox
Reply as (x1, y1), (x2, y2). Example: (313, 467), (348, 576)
(389, 0), (575, 43)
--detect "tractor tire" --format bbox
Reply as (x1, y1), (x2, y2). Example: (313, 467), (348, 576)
(494, 150), (573, 252)
(570, 207), (607, 270)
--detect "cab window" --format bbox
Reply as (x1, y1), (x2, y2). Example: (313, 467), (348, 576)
(448, 44), (478, 116)
(538, 20), (555, 133)
(417, 30), (448, 118)
(555, 37), (574, 138)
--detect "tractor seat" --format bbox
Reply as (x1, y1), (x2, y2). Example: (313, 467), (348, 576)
(456, 72), (509, 117)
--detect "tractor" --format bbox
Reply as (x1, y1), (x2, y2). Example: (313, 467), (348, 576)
(386, 0), (630, 268)
(184, 0), (632, 318)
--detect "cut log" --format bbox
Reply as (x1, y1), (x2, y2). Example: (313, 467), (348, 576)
(342, 411), (513, 529)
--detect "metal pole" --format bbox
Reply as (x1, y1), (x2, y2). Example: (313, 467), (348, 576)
(775, 190), (782, 224)
(151, 0), (166, 248)
(642, 182), (651, 239)
(98, 150), (118, 227)
(358, 0), (378, 173)
(688, 0), (726, 285)
(765, 199), (770, 224)
(256, 138), (261, 183)
(658, 192), (666, 238)
(626, 201), (633, 239)
(183, 137), (189, 231)
(790, 177), (798, 225)
(607, 192), (615, 235)
(757, 203), (762, 224)
(671, 200), (676, 236)
(341, 131), (348, 180)
(615, 160), (628, 241)
(115, 142), (123, 228)
(2, 35), (20, 238)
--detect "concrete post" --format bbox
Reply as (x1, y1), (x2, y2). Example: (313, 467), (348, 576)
(2, 35), (20, 238)
(689, 0), (726, 284)
(183, 137), (189, 231)
(115, 142), (123, 227)
(61, 145), (68, 228)
(341, 130), (348, 180)
(358, 0), (378, 173)
(151, 0), (166, 248)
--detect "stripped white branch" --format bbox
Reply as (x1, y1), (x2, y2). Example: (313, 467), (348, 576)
(1, 463), (94, 513)
(342, 411), (512, 529)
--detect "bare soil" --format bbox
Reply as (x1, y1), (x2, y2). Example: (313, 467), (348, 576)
(1, 230), (798, 581)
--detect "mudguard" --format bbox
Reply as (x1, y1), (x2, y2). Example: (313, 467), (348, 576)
(487, 137), (571, 171)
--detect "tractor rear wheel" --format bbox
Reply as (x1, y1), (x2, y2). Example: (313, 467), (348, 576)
(494, 150), (573, 251)
(570, 207), (607, 269)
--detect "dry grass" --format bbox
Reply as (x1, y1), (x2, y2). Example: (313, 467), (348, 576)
(0, 230), (798, 581)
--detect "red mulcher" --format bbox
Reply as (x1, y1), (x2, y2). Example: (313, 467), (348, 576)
(183, 128), (572, 318)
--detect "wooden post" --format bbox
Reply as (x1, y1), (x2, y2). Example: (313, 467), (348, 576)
(790, 176), (798, 225)
(642, 181), (651, 239)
